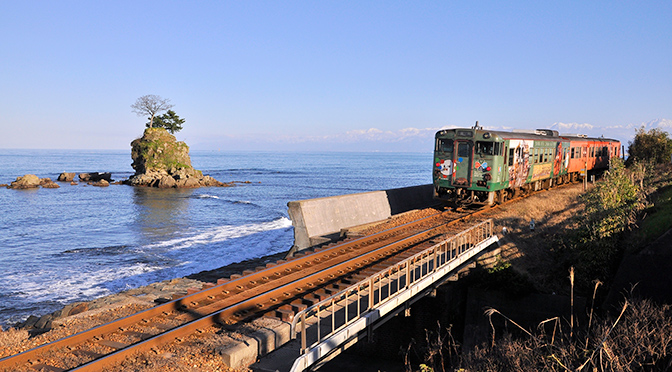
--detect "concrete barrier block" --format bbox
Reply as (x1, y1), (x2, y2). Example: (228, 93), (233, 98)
(287, 184), (435, 252)
(218, 335), (259, 369)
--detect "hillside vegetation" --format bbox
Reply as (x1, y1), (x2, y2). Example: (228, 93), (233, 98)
(411, 159), (672, 372)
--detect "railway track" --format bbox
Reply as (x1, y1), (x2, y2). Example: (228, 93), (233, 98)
(1, 207), (481, 372)
(0, 179), (583, 371)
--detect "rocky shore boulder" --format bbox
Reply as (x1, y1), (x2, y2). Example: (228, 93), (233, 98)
(124, 128), (230, 188)
(79, 172), (112, 182)
(10, 174), (41, 189)
(91, 179), (110, 187)
(9, 175), (61, 189)
(57, 172), (76, 182)
(40, 178), (60, 188)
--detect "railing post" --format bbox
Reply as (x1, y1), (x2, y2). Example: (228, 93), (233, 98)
(357, 285), (361, 316)
(317, 304), (321, 343)
(301, 312), (306, 354)
(369, 277), (374, 309)
(405, 261), (410, 288)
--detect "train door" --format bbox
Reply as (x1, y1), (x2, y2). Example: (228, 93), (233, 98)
(452, 141), (472, 187)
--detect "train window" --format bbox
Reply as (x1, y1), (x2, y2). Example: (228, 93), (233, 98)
(494, 142), (503, 156)
(544, 149), (549, 163)
(508, 149), (514, 166)
(436, 139), (453, 153)
(475, 141), (494, 156)
(533, 149), (538, 163)
(457, 142), (471, 157)
(571, 148), (575, 159)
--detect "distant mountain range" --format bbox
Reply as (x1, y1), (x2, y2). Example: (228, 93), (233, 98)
(195, 118), (672, 152)
(547, 118), (672, 145)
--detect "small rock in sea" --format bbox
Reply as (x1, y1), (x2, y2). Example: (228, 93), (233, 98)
(41, 182), (60, 188)
(57, 172), (76, 182)
(70, 181), (78, 185)
(79, 172), (113, 182)
(10, 174), (40, 189)
(91, 180), (110, 187)
(40, 178), (60, 188)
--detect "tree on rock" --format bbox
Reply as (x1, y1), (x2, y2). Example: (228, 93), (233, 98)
(131, 95), (174, 129)
(147, 110), (185, 134)
(626, 126), (672, 166)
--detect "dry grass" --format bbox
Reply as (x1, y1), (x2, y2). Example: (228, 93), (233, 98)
(408, 296), (672, 372)
(481, 183), (587, 294)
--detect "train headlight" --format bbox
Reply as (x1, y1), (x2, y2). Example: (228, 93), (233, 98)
(483, 132), (491, 139)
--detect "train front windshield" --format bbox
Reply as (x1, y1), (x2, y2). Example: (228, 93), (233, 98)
(476, 141), (494, 155)
(436, 138), (453, 153)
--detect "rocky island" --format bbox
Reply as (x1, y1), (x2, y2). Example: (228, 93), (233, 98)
(123, 127), (229, 188)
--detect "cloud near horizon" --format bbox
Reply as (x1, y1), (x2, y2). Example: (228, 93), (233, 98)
(195, 119), (672, 152)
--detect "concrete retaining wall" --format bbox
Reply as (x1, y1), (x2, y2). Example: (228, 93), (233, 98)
(287, 184), (435, 252)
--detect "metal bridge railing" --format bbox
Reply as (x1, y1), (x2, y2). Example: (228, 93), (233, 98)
(290, 219), (494, 355)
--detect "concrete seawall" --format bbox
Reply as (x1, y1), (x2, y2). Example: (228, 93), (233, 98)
(287, 184), (436, 252)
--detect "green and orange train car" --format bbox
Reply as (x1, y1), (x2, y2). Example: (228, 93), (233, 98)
(433, 123), (621, 205)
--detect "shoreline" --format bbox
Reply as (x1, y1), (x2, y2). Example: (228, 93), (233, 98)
(8, 250), (290, 333)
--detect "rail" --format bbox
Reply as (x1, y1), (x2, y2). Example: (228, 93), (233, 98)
(289, 219), (496, 369)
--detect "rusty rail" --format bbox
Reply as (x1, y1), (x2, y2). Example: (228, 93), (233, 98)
(290, 219), (495, 361)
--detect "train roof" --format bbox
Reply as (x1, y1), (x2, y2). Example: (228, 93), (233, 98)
(435, 127), (620, 143)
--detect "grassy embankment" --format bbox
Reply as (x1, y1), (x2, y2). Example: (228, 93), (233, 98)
(409, 160), (672, 372)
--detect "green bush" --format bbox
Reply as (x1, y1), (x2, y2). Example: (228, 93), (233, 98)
(626, 126), (672, 166)
(581, 158), (645, 240)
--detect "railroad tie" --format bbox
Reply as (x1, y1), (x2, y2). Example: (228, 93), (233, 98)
(302, 295), (321, 306)
(313, 289), (331, 301)
(96, 339), (129, 350)
(348, 273), (369, 282)
(122, 330), (154, 340)
(27, 364), (65, 372)
(72, 348), (105, 359)
(276, 306), (295, 322)
(290, 299), (308, 312)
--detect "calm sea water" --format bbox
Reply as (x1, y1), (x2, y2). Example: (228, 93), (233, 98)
(0, 150), (431, 327)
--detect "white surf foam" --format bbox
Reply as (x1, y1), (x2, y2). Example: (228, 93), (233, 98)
(145, 217), (293, 251)
(194, 194), (220, 199)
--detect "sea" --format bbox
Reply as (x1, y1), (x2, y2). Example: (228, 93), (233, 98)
(0, 150), (432, 328)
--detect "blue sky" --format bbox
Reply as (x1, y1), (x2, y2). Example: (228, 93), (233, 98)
(1, 1), (670, 152)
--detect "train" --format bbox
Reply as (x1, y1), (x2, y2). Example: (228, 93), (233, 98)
(433, 122), (621, 205)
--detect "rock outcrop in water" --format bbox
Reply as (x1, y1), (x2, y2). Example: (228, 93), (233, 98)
(57, 172), (76, 182)
(124, 128), (229, 188)
(79, 172), (112, 182)
(9, 174), (60, 189)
